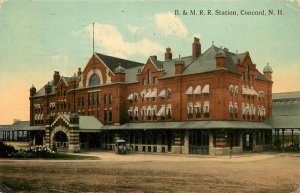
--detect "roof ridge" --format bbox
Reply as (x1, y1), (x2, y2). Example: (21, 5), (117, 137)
(96, 52), (144, 65)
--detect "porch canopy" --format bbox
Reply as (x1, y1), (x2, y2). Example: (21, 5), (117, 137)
(0, 121), (44, 131)
(100, 121), (271, 130)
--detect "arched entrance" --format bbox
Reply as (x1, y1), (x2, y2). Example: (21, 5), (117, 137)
(53, 131), (69, 149)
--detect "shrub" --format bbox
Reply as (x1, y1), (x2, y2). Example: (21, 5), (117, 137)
(10, 145), (53, 158)
(0, 141), (17, 158)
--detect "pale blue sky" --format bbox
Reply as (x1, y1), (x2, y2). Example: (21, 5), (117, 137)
(0, 0), (300, 124)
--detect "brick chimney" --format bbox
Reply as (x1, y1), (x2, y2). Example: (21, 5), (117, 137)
(150, 55), (157, 60)
(53, 71), (60, 86)
(77, 68), (82, 76)
(174, 60), (185, 75)
(165, 47), (172, 60)
(192, 37), (201, 60)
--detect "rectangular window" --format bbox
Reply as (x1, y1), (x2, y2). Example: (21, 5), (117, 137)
(195, 107), (201, 118)
(109, 94), (112, 104)
(104, 95), (107, 104)
(104, 110), (107, 122)
(134, 109), (138, 121)
(109, 109), (112, 122)
(77, 98), (81, 107)
(93, 92), (97, 105)
(153, 109), (157, 120)
(97, 92), (100, 105)
(153, 77), (157, 84)
(188, 106), (193, 119)
(92, 92), (95, 105)
(88, 93), (91, 106)
(204, 104), (209, 118)
(167, 107), (172, 120)
(129, 110), (133, 121)
(82, 97), (85, 106)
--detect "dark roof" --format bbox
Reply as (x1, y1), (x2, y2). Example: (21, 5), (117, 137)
(266, 92), (300, 128)
(96, 53), (144, 72)
(33, 80), (56, 98)
(101, 120), (271, 130)
(273, 91), (300, 100)
(0, 121), (44, 131)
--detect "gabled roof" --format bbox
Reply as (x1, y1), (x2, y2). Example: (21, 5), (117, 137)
(51, 114), (103, 130)
(95, 53), (144, 72)
(181, 45), (242, 76)
(33, 80), (56, 98)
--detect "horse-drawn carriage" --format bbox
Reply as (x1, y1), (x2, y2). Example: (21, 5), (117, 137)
(116, 139), (132, 154)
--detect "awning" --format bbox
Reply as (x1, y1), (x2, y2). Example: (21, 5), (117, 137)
(145, 90), (152, 98)
(193, 85), (201, 94)
(157, 106), (165, 116)
(127, 93), (133, 100)
(202, 84), (210, 94)
(149, 89), (157, 98)
(158, 89), (166, 97)
(251, 88), (259, 96)
(185, 86), (193, 94)
(242, 86), (251, 95)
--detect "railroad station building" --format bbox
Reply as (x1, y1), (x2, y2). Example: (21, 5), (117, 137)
(16, 38), (275, 155)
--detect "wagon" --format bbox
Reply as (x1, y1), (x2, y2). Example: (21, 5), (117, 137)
(116, 139), (131, 154)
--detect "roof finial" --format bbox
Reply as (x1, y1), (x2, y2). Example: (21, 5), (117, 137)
(212, 41), (214, 45)
(267, 62), (269, 66)
(179, 54), (181, 58)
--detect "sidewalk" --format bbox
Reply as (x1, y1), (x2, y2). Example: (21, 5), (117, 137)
(69, 150), (283, 163)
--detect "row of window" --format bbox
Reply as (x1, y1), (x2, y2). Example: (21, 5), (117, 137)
(141, 70), (157, 85)
(128, 88), (172, 104)
(128, 105), (172, 121)
(187, 103), (210, 119)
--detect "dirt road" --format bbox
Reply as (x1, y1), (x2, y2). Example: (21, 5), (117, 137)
(0, 152), (300, 193)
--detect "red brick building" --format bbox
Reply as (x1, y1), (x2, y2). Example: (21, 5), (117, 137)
(29, 37), (273, 155)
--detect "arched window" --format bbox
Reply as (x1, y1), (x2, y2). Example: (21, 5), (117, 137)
(89, 73), (100, 86)
(147, 70), (152, 84)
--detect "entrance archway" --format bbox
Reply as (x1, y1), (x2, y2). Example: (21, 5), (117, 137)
(53, 131), (69, 149)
